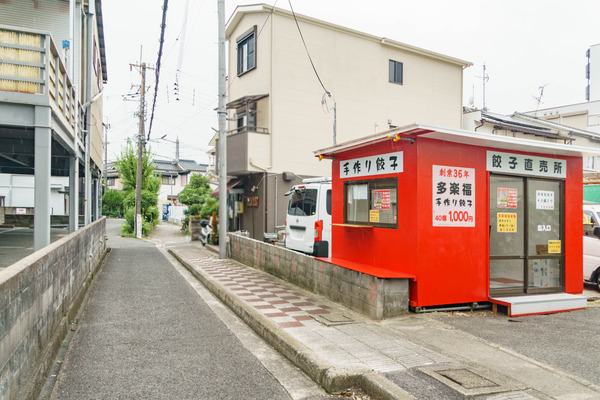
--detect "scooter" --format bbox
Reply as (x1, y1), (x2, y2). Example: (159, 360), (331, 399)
(199, 219), (212, 246)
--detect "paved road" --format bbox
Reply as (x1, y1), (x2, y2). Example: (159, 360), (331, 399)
(430, 302), (600, 386)
(0, 226), (68, 269)
(50, 220), (327, 399)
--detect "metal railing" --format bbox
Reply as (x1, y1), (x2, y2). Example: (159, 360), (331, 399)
(0, 26), (78, 133)
(226, 125), (269, 135)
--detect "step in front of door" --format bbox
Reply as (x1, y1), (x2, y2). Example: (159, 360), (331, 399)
(489, 293), (587, 317)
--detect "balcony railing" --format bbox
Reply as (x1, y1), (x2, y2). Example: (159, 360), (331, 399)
(226, 125), (269, 135)
(0, 26), (78, 133)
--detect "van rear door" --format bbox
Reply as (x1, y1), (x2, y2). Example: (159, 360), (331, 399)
(286, 187), (319, 254)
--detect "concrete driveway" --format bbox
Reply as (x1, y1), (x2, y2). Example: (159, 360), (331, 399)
(429, 296), (600, 386)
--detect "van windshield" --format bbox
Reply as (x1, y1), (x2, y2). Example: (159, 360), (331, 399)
(288, 189), (318, 216)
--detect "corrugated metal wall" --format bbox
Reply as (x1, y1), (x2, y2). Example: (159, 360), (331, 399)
(0, 0), (70, 47)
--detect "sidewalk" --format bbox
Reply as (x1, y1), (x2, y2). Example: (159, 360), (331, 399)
(169, 242), (600, 400)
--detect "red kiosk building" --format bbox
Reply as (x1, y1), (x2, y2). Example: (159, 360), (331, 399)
(315, 124), (589, 316)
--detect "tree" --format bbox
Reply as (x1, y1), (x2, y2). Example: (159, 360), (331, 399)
(113, 141), (161, 235)
(178, 174), (212, 206)
(179, 174), (218, 230)
(102, 189), (123, 217)
(113, 140), (156, 193)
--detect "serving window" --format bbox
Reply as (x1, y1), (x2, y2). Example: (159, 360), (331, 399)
(344, 178), (397, 228)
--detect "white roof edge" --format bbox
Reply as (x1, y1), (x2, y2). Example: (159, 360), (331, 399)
(314, 123), (600, 158)
(226, 4), (471, 67)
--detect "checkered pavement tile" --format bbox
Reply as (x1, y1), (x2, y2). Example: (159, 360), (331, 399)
(184, 253), (333, 329)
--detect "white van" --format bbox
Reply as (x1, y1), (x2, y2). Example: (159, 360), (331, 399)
(583, 203), (600, 290)
(284, 178), (332, 257)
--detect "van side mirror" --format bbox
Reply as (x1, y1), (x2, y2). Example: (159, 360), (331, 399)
(594, 227), (600, 239)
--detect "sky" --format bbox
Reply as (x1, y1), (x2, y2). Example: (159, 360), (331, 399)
(101, 0), (600, 165)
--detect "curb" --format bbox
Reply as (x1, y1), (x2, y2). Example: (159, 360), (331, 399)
(169, 249), (415, 400)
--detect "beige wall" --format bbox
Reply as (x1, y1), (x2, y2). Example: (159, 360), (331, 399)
(227, 8), (466, 177)
(90, 13), (104, 170)
(546, 113), (588, 131)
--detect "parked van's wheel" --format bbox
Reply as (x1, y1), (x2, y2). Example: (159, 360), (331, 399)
(597, 275), (600, 291)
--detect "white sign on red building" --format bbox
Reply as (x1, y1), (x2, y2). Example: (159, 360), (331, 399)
(340, 151), (403, 179)
(432, 165), (475, 227)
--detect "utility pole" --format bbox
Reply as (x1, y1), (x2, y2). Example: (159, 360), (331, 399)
(130, 61), (153, 238)
(136, 63), (146, 239)
(103, 119), (109, 196)
(217, 0), (227, 258)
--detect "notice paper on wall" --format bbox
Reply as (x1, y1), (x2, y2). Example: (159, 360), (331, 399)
(373, 189), (391, 210)
(548, 240), (561, 254)
(536, 190), (555, 210)
(352, 184), (368, 200)
(432, 165), (475, 227)
(369, 210), (379, 222)
(497, 212), (517, 233)
(497, 187), (518, 208)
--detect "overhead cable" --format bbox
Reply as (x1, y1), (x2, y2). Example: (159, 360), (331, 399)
(147, 0), (169, 141)
(287, 0), (330, 96)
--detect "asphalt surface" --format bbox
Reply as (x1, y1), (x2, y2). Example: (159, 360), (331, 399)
(43, 220), (600, 399)
(430, 304), (600, 386)
(50, 220), (298, 399)
(0, 226), (69, 269)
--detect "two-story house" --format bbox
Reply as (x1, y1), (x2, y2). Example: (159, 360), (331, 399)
(105, 158), (208, 215)
(220, 4), (471, 240)
(0, 0), (107, 249)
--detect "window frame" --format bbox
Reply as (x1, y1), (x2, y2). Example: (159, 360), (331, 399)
(161, 175), (176, 186)
(389, 59), (403, 85)
(343, 177), (398, 228)
(287, 188), (318, 216)
(236, 26), (257, 76)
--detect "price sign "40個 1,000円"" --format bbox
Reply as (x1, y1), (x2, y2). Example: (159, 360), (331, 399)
(432, 165), (475, 227)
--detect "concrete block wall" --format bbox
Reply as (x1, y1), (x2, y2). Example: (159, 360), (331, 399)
(228, 233), (409, 319)
(0, 218), (106, 400)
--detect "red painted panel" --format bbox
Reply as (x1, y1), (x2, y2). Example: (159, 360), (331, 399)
(331, 139), (418, 279)
(330, 136), (584, 308)
(564, 157), (583, 294)
(413, 139), (488, 307)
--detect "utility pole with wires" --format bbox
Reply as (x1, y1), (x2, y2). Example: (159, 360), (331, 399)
(102, 118), (110, 196)
(217, 0), (227, 258)
(129, 60), (154, 238)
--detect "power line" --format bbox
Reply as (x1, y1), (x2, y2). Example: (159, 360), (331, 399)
(287, 0), (336, 144)
(287, 0), (330, 96)
(147, 0), (169, 141)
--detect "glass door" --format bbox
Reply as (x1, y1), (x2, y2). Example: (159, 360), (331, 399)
(489, 175), (563, 296)
(490, 176), (525, 294)
(526, 179), (563, 293)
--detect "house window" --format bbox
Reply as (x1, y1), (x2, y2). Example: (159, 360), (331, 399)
(236, 103), (256, 132)
(344, 178), (397, 228)
(237, 27), (256, 76)
(389, 60), (403, 85)
(162, 175), (176, 185)
(107, 177), (115, 186)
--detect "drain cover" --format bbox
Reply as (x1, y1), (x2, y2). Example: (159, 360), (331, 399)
(419, 365), (527, 397)
(438, 368), (498, 389)
(313, 312), (355, 326)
